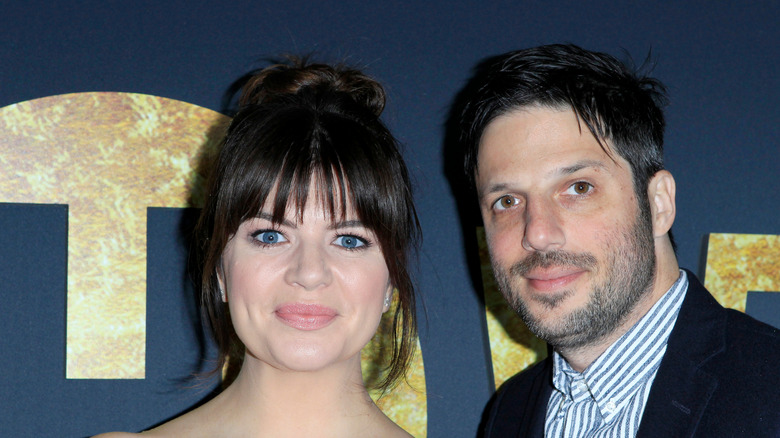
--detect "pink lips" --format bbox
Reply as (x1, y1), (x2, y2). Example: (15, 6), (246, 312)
(525, 268), (584, 292)
(275, 303), (337, 331)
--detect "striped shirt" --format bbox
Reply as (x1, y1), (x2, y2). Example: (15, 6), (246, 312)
(544, 270), (688, 438)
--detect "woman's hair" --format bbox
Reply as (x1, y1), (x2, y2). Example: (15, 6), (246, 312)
(195, 58), (419, 391)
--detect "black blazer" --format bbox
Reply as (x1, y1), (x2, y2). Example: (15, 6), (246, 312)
(482, 271), (780, 437)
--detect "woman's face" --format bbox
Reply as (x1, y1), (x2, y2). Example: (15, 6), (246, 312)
(219, 187), (392, 374)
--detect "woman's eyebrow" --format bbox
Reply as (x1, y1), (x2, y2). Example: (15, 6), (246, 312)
(330, 219), (364, 230)
(255, 212), (296, 228)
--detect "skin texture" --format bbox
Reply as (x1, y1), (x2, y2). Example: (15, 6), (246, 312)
(94, 187), (410, 438)
(476, 106), (680, 371)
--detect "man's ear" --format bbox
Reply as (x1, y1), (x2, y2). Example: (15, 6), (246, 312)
(647, 170), (676, 237)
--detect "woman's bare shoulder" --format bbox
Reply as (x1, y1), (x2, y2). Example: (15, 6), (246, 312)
(92, 423), (180, 438)
(373, 413), (414, 438)
(93, 428), (172, 438)
(92, 392), (222, 438)
(92, 433), (142, 438)
(378, 427), (413, 438)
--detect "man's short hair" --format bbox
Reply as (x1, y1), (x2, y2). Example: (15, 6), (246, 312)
(458, 43), (669, 199)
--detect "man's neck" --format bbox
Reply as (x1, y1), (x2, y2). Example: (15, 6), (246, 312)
(558, 260), (681, 372)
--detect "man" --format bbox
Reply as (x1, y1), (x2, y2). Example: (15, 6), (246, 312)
(456, 44), (780, 437)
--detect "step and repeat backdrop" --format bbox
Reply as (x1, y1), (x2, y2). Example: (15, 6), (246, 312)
(1, 2), (778, 437)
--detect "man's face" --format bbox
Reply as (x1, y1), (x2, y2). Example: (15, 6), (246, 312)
(475, 106), (656, 350)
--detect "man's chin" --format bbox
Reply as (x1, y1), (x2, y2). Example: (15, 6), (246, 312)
(526, 289), (573, 310)
(506, 284), (575, 313)
(523, 314), (600, 350)
(513, 299), (596, 347)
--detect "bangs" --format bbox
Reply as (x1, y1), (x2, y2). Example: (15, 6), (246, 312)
(220, 106), (399, 238)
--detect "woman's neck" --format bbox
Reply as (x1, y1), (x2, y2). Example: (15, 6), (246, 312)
(145, 354), (409, 438)
(207, 356), (388, 437)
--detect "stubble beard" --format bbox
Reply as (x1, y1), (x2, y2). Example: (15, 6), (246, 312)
(492, 202), (657, 351)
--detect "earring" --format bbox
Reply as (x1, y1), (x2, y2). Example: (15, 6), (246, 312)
(385, 287), (398, 309)
(219, 283), (226, 302)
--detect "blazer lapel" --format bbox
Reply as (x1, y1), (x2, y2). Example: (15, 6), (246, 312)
(637, 272), (726, 438)
(521, 362), (552, 438)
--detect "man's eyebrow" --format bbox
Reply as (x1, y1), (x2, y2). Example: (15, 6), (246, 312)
(480, 183), (511, 197)
(479, 159), (610, 199)
(555, 159), (609, 176)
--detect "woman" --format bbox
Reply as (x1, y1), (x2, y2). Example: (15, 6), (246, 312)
(97, 59), (419, 437)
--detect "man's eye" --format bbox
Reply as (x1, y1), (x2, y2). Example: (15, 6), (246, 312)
(493, 195), (518, 211)
(253, 230), (287, 245)
(566, 182), (593, 195)
(334, 235), (367, 249)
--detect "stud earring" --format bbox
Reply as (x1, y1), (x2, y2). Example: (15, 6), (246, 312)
(385, 287), (398, 310)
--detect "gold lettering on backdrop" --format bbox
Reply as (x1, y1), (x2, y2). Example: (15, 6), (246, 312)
(0, 92), (228, 378)
(480, 228), (780, 388)
(704, 233), (779, 310)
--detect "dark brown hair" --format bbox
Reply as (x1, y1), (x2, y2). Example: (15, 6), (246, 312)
(196, 58), (419, 391)
(459, 44), (668, 199)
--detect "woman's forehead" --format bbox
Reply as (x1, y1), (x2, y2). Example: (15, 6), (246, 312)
(261, 177), (358, 223)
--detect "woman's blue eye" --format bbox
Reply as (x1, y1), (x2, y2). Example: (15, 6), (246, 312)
(335, 235), (366, 249)
(255, 230), (286, 245)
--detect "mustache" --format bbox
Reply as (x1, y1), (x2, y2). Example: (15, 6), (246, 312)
(510, 250), (598, 277)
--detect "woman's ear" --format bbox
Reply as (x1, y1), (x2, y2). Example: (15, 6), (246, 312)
(647, 170), (676, 238)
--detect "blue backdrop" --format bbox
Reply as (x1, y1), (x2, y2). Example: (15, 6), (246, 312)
(1, 1), (778, 437)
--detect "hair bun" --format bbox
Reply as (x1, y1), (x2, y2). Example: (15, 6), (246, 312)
(239, 57), (386, 117)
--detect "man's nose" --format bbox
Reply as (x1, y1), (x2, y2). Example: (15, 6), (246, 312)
(522, 198), (565, 251)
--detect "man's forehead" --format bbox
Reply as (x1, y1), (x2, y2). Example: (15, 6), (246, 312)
(481, 105), (617, 149)
(478, 110), (612, 158)
(475, 108), (629, 195)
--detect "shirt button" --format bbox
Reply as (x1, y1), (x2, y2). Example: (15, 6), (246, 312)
(605, 400), (617, 413)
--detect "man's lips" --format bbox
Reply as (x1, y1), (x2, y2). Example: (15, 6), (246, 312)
(275, 303), (338, 331)
(524, 268), (585, 291)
